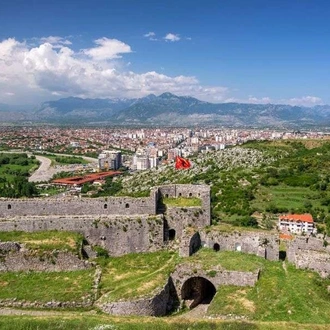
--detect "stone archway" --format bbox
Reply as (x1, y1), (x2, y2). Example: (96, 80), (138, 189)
(181, 277), (216, 309)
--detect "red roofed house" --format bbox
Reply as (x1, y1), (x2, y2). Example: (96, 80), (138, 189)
(278, 213), (316, 235)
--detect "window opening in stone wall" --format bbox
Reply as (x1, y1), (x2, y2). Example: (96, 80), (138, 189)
(165, 194), (169, 198)
(125, 203), (130, 208)
(104, 204), (107, 209)
(189, 193), (192, 197)
(213, 243), (220, 252)
(169, 229), (176, 240)
(178, 193), (182, 197)
(7, 204), (11, 210)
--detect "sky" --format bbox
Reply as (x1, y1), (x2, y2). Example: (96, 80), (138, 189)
(0, 0), (330, 106)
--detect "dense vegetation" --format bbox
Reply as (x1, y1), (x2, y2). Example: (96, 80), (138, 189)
(0, 153), (39, 197)
(81, 176), (123, 197)
(117, 140), (330, 231)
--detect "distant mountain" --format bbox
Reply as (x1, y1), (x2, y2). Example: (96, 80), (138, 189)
(2, 93), (330, 127)
(35, 97), (136, 122)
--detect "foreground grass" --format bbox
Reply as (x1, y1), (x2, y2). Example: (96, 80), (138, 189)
(0, 270), (94, 302)
(0, 230), (83, 253)
(0, 315), (329, 330)
(98, 251), (180, 303)
(208, 260), (330, 324)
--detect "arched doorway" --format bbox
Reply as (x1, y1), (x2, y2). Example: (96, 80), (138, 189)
(213, 243), (220, 252)
(181, 277), (216, 309)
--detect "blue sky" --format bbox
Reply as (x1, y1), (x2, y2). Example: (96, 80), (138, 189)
(0, 0), (330, 106)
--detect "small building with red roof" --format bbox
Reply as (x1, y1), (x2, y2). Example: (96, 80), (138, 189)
(278, 213), (316, 235)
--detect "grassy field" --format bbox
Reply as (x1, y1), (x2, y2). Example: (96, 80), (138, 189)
(0, 230), (83, 253)
(162, 197), (202, 207)
(251, 185), (321, 212)
(98, 251), (180, 303)
(0, 315), (330, 330)
(0, 269), (95, 302)
(182, 249), (264, 272)
(0, 153), (39, 182)
(208, 259), (330, 324)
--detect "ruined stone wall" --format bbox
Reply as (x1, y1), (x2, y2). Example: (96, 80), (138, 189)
(98, 277), (177, 316)
(0, 215), (164, 256)
(0, 250), (90, 272)
(0, 188), (158, 217)
(287, 236), (330, 277)
(159, 184), (210, 226)
(179, 229), (201, 257)
(0, 185), (210, 256)
(200, 230), (279, 261)
(165, 208), (207, 240)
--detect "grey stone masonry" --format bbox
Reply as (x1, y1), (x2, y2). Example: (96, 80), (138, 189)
(97, 277), (176, 316)
(0, 188), (158, 217)
(287, 236), (330, 277)
(200, 229), (279, 261)
(0, 214), (164, 256)
(171, 263), (259, 304)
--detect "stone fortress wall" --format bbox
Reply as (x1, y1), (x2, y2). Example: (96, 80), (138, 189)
(2, 183), (330, 315)
(0, 188), (158, 217)
(200, 229), (279, 261)
(0, 184), (210, 256)
(287, 236), (330, 277)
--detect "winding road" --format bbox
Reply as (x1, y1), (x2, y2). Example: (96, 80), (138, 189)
(28, 154), (98, 183)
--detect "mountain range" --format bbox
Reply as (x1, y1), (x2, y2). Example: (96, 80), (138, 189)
(2, 93), (330, 128)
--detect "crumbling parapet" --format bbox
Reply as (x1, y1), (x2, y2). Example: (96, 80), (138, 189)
(200, 229), (279, 261)
(286, 236), (330, 277)
(178, 229), (201, 257)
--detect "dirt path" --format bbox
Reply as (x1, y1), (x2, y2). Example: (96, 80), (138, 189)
(282, 261), (288, 275)
(28, 154), (98, 183)
(28, 155), (54, 182)
(0, 307), (95, 317)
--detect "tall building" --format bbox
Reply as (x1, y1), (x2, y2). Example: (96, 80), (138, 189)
(98, 150), (122, 170)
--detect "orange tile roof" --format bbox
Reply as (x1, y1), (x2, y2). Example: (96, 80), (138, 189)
(52, 171), (122, 185)
(279, 213), (314, 223)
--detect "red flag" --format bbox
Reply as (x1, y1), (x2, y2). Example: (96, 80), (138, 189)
(175, 156), (191, 170)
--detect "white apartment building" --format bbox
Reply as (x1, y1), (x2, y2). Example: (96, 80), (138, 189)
(278, 213), (316, 235)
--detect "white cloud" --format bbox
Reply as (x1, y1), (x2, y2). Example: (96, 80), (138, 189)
(143, 32), (157, 41)
(144, 32), (155, 38)
(82, 37), (132, 61)
(285, 96), (323, 107)
(5, 92), (15, 96)
(164, 33), (180, 42)
(0, 37), (229, 104)
(39, 36), (72, 45)
(247, 96), (272, 104)
(225, 95), (323, 107)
